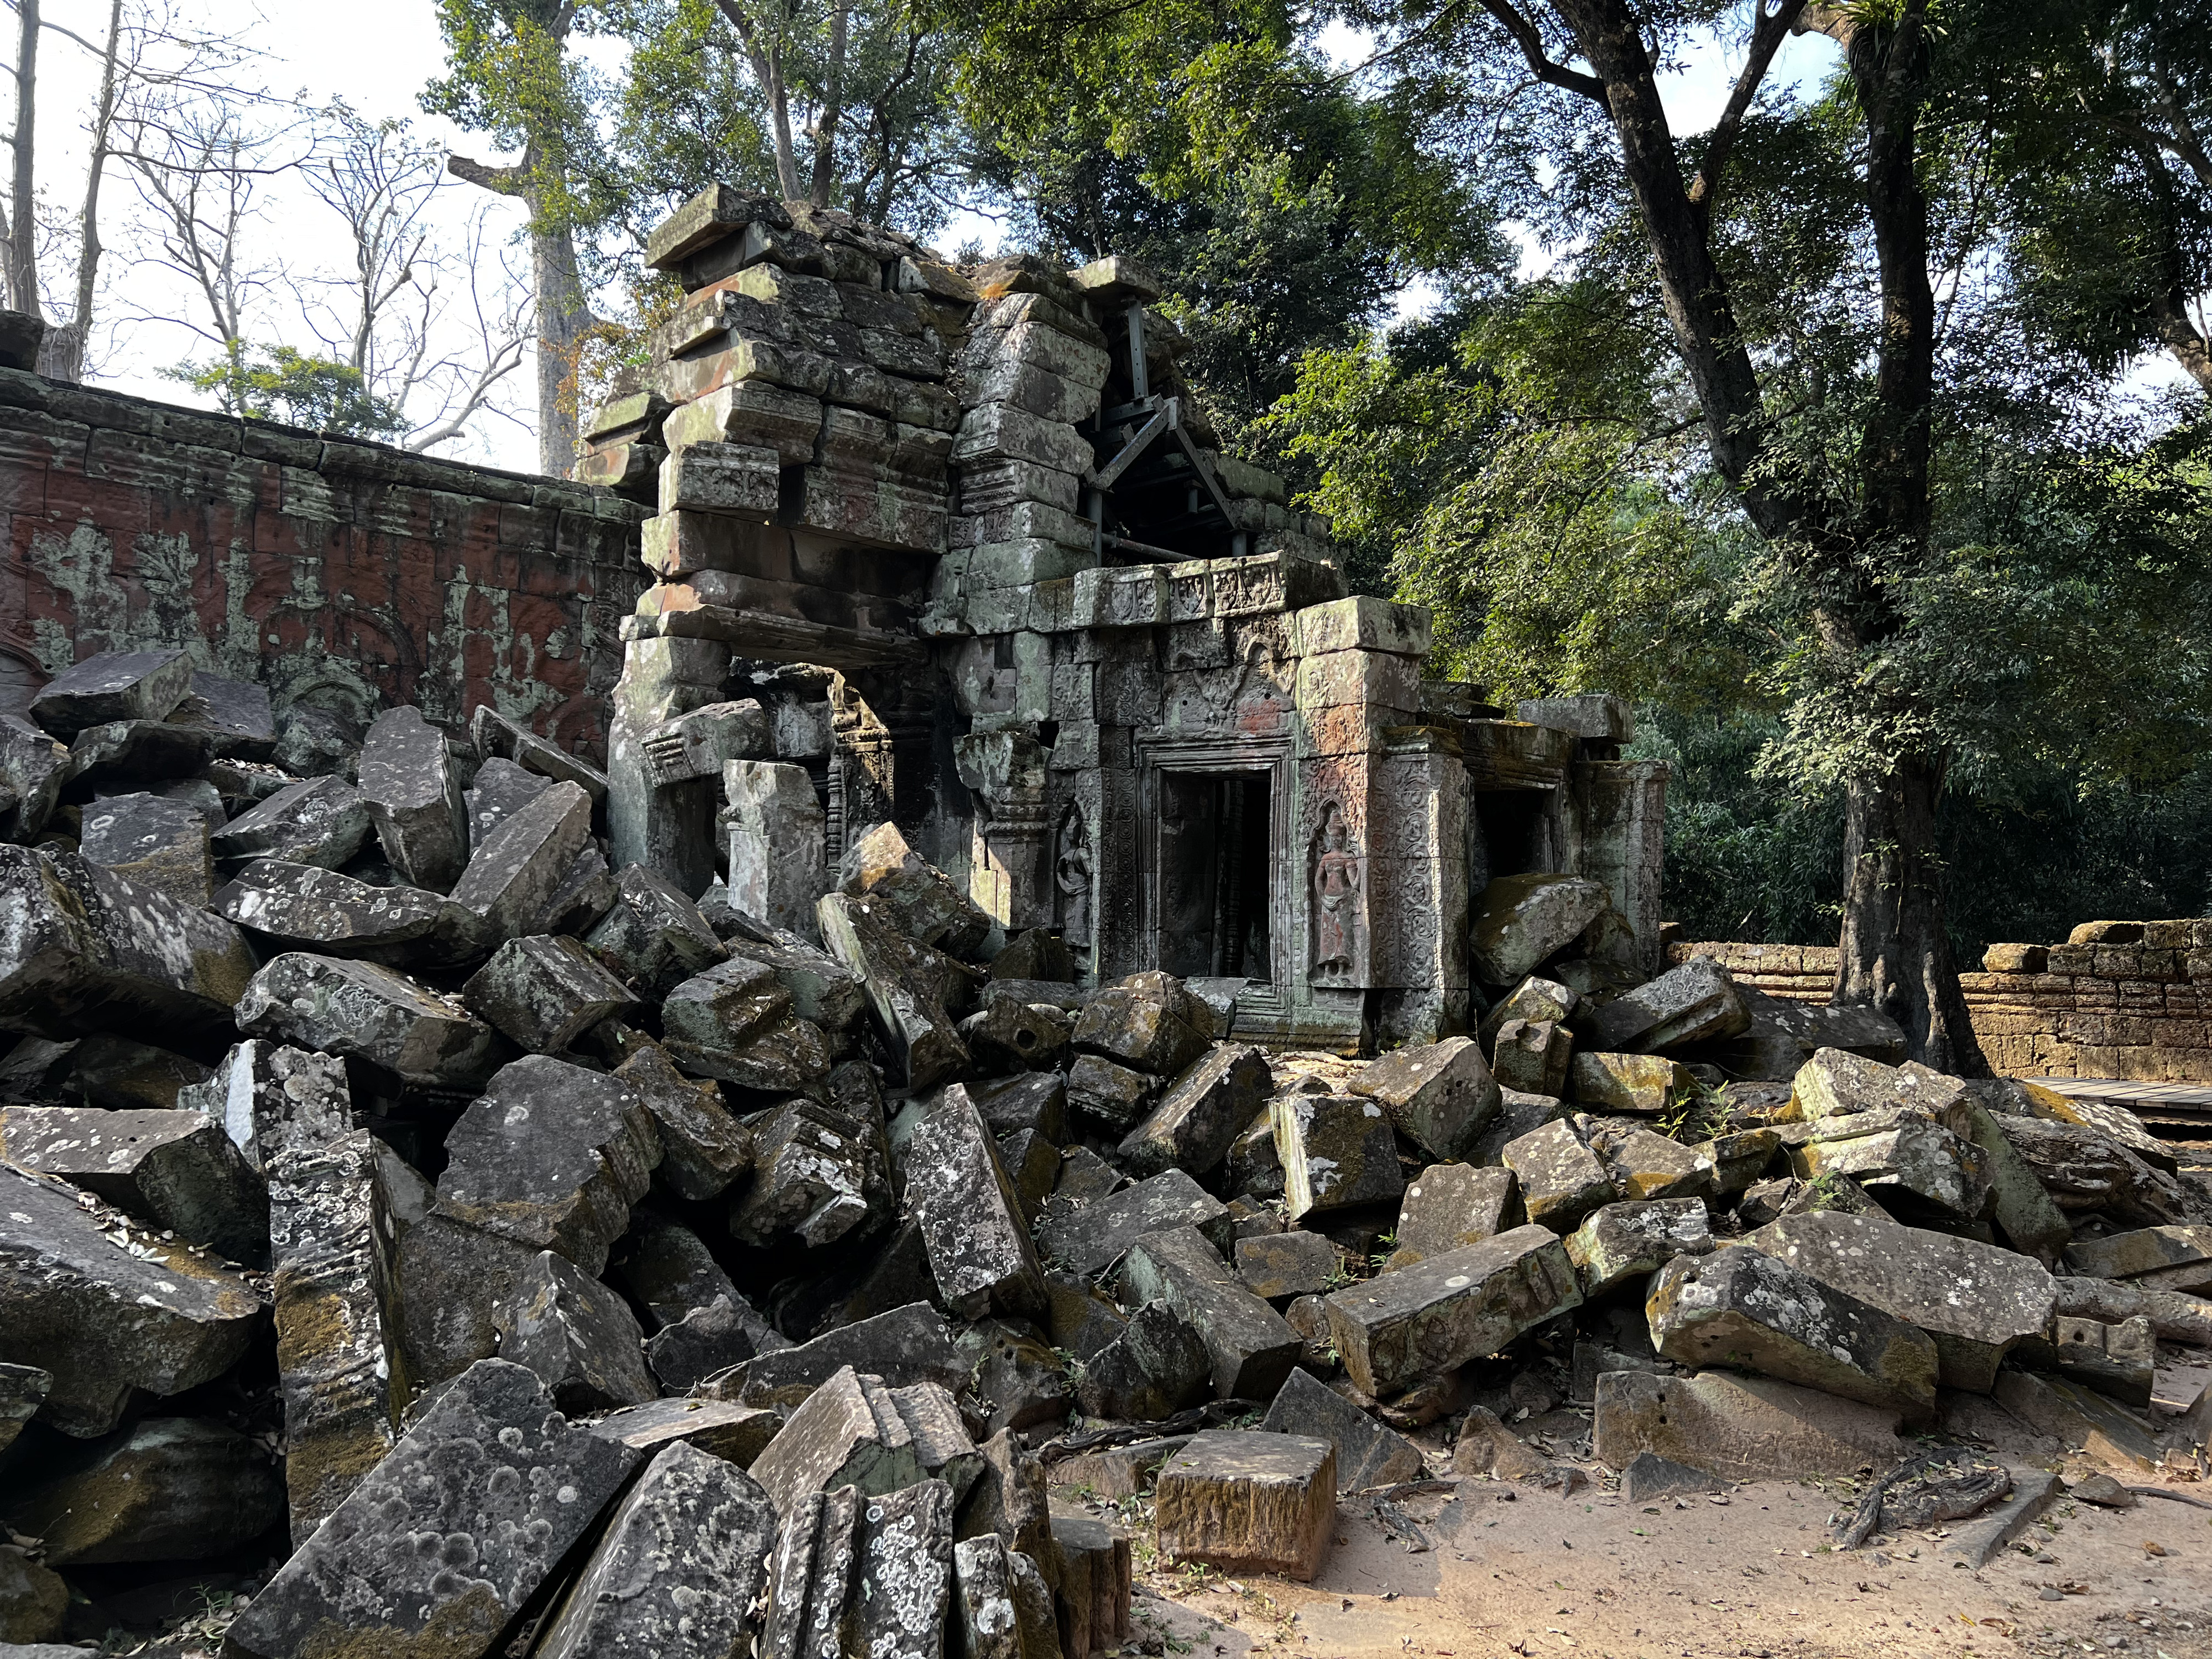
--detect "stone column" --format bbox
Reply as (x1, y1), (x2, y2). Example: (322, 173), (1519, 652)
(725, 759), (827, 937)
(953, 727), (1052, 932)
(606, 633), (730, 894)
(1569, 759), (1668, 976)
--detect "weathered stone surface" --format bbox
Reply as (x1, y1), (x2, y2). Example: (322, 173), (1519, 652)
(0, 847), (258, 1042)
(1583, 1119), (1714, 1202)
(846, 1477), (959, 1659)
(819, 891), (971, 1089)
(215, 858), (449, 958)
(0, 713), (69, 842)
(608, 1044), (752, 1200)
(2, 1416), (284, 1564)
(1109, 1044), (1262, 1176)
(725, 759), (826, 937)
(30, 649), (192, 738)
(1155, 1431), (1335, 1580)
(0, 1104), (268, 1263)
(80, 790), (213, 905)
(1746, 1210), (2055, 1391)
(1468, 874), (1610, 988)
(1992, 1368), (2164, 1472)
(588, 1396), (781, 1464)
(1994, 1113), (2188, 1225)
(536, 1442), (778, 1659)
(465, 756), (554, 844)
(951, 1533), (1060, 1659)
(1794, 1110), (1992, 1224)
(0, 1548), (66, 1644)
(1120, 1224), (1302, 1401)
(436, 1055), (660, 1272)
(179, 1039), (351, 1170)
(1501, 1120), (1617, 1232)
(1389, 1164), (1521, 1269)
(1260, 1365), (1423, 1490)
(1236, 1229), (1346, 1301)
(728, 1098), (872, 1248)
(1478, 975), (1578, 1048)
(69, 716), (216, 786)
(1959, 1103), (2072, 1259)
(493, 1249), (659, 1412)
(759, 1484), (863, 1659)
(1045, 1272), (1129, 1364)
(1274, 1092), (1404, 1223)
(1348, 1036), (1500, 1161)
(841, 818), (993, 957)
(211, 776), (372, 869)
(582, 863), (728, 1001)
(1616, 1451), (1724, 1504)
(473, 703), (611, 801)
(1791, 1047), (1966, 1126)
(1323, 1224), (1583, 1397)
(906, 1083), (1047, 1318)
(1566, 1198), (1713, 1297)
(1075, 1301), (1214, 1421)
(1694, 1127), (1780, 1196)
(2047, 1313), (2155, 1406)
(358, 705), (469, 891)
(973, 1071), (1070, 1145)
(2064, 1225), (2212, 1293)
(1584, 957), (1750, 1052)
(1470, 1086), (1566, 1167)
(1065, 1051), (1155, 1129)
(1569, 1051), (1693, 1114)
(0, 1164), (266, 1436)
(223, 1358), (641, 1659)
(1036, 1169), (1231, 1277)
(461, 933), (636, 1053)
(1491, 1018), (1572, 1097)
(749, 1365), (976, 1516)
(1049, 1509), (1133, 1658)
(729, 1301), (962, 1407)
(1452, 1403), (1550, 1479)
(722, 924), (870, 1036)
(0, 1361), (50, 1453)
(236, 953), (502, 1091)
(1071, 970), (1211, 1076)
(1593, 1368), (1905, 1480)
(445, 778), (594, 946)
(1648, 1248), (1940, 1419)
(265, 1129), (409, 1544)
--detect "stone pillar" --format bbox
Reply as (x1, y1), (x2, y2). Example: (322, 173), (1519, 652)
(954, 727), (1052, 932)
(606, 633), (731, 894)
(1569, 759), (1668, 976)
(725, 759), (827, 937)
(1371, 732), (1473, 1043)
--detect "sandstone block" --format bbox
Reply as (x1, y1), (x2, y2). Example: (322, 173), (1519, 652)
(1389, 1164), (1521, 1269)
(1566, 1198), (1714, 1297)
(1119, 1224), (1302, 1401)
(236, 953), (502, 1092)
(1348, 1035), (1500, 1160)
(1501, 1120), (1616, 1231)
(446, 778), (594, 946)
(1468, 874), (1610, 988)
(1592, 1368), (1904, 1481)
(1155, 1431), (1336, 1581)
(4, 1416), (283, 1564)
(1259, 1366), (1422, 1490)
(1746, 1209), (2055, 1391)
(1036, 1169), (1231, 1277)
(728, 1099), (872, 1248)
(906, 1083), (1049, 1318)
(215, 858), (450, 959)
(211, 776), (372, 869)
(1583, 957), (1750, 1052)
(1492, 1018), (1572, 1096)
(79, 790), (213, 905)
(1647, 1248), (1939, 1420)
(1235, 1230), (1347, 1301)
(727, 758), (827, 937)
(222, 1358), (641, 1659)
(726, 1302), (962, 1408)
(588, 863), (730, 1000)
(1274, 1092), (1404, 1222)
(30, 649), (191, 737)
(1116, 1042), (1272, 1177)
(494, 1249), (658, 1412)
(179, 1039), (352, 1170)
(749, 1365), (980, 1517)
(1072, 970), (1211, 1076)
(461, 933), (634, 1053)
(358, 705), (468, 891)
(1569, 1051), (1692, 1114)
(0, 1104), (268, 1264)
(1075, 1301), (1214, 1421)
(1323, 1224), (1582, 1397)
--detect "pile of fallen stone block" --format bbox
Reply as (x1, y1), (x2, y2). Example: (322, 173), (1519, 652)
(2, 648), (2210, 1655)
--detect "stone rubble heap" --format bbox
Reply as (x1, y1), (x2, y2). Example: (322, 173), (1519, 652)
(1, 648), (2209, 1655)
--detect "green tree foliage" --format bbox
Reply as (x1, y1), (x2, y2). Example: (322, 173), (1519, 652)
(163, 343), (410, 436)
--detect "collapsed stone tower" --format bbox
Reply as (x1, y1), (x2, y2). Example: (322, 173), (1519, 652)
(577, 188), (1662, 1047)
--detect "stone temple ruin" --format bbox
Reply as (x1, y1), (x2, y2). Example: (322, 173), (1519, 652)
(575, 186), (1664, 1051)
(0, 192), (2205, 1659)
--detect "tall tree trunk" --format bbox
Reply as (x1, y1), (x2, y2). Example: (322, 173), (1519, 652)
(5, 0), (40, 317)
(1826, 0), (1983, 1072)
(1835, 758), (1986, 1073)
(37, 0), (121, 383)
(531, 220), (590, 474)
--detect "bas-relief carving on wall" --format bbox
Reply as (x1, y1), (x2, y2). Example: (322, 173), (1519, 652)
(1053, 798), (1092, 953)
(1311, 799), (1364, 985)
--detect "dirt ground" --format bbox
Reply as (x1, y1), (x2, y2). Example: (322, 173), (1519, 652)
(1098, 1370), (2212, 1659)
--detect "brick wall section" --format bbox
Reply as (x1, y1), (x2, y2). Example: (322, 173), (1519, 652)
(1670, 936), (2212, 1083)
(0, 369), (649, 754)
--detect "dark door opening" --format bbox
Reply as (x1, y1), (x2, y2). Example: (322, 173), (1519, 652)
(1156, 772), (1273, 980)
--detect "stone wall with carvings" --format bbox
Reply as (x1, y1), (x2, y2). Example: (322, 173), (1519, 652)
(0, 368), (649, 754)
(1668, 931), (2212, 1082)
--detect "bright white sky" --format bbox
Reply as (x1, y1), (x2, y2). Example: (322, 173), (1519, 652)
(40, 2), (2132, 478)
